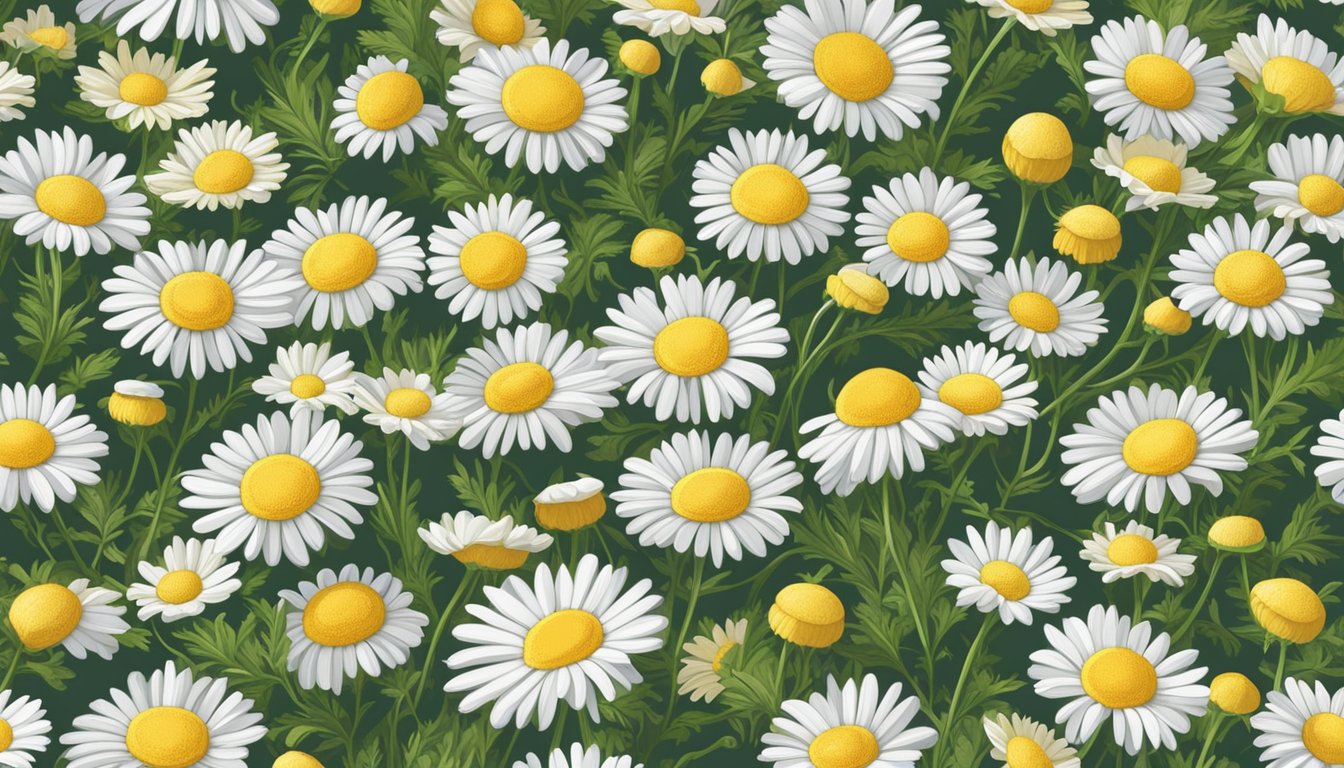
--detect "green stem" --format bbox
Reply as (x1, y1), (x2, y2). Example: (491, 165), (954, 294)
(0, 649), (22, 690)
(770, 301), (836, 444)
(1194, 713), (1224, 768)
(932, 18), (1015, 165)
(930, 614), (994, 764)
(412, 571), (477, 708)
(1007, 182), (1037, 262)
(50, 506), (90, 572)
(130, 378), (197, 579)
(1273, 640), (1288, 690)
(882, 476), (935, 695)
(1172, 553), (1223, 641)
(27, 247), (62, 386)
(660, 556), (705, 727)
(291, 19), (328, 79)
(1192, 332), (1222, 382)
(771, 641), (788, 694)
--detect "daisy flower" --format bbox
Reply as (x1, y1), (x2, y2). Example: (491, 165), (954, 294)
(982, 713), (1080, 768)
(75, 0), (280, 53)
(1028, 604), (1208, 754)
(1226, 14), (1344, 115)
(594, 274), (789, 424)
(352, 368), (459, 450)
(916, 342), (1038, 437)
(533, 477), (607, 531)
(1079, 520), (1197, 586)
(446, 39), (628, 173)
(0, 62), (36, 122)
(145, 120), (288, 210)
(183, 410), (378, 567)
(444, 554), (668, 728)
(99, 239), (302, 379)
(678, 618), (747, 703)
(760, 0), (950, 141)
(1311, 409), (1344, 503)
(689, 127), (851, 264)
(280, 564), (429, 694)
(969, 0), (1091, 37)
(1060, 384), (1258, 514)
(612, 431), (804, 566)
(1251, 677), (1344, 768)
(1, 6), (76, 59)
(0, 690), (50, 768)
(332, 56), (448, 161)
(1091, 134), (1217, 212)
(514, 744), (642, 768)
(0, 127), (150, 257)
(856, 167), (996, 298)
(127, 536), (242, 622)
(418, 510), (552, 570)
(7, 579), (127, 660)
(431, 0), (547, 62)
(0, 383), (107, 513)
(74, 41), (215, 131)
(1169, 213), (1331, 340)
(940, 521), (1075, 625)
(1083, 15), (1235, 147)
(613, 0), (725, 37)
(251, 341), (359, 416)
(426, 194), (567, 329)
(262, 195), (425, 329)
(972, 257), (1108, 358)
(1252, 133), (1344, 242)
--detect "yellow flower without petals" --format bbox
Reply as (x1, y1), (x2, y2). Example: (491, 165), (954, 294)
(702, 59), (748, 96)
(630, 228), (685, 268)
(1209, 672), (1260, 715)
(1002, 113), (1073, 184)
(1053, 204), (1122, 264)
(620, 39), (661, 76)
(309, 0), (361, 18)
(769, 583), (845, 648)
(1143, 297), (1192, 336)
(274, 751), (325, 768)
(1251, 578), (1326, 644)
(1208, 515), (1266, 553)
(826, 266), (889, 315)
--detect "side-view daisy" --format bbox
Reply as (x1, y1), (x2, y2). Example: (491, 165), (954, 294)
(1226, 14), (1344, 115)
(1079, 521), (1197, 586)
(916, 342), (1038, 436)
(127, 536), (242, 622)
(514, 744), (643, 768)
(1252, 133), (1344, 242)
(982, 713), (1080, 768)
(418, 510), (553, 569)
(970, 0), (1091, 37)
(533, 477), (607, 531)
(332, 57), (448, 160)
(75, 0), (280, 53)
(1, 5), (76, 58)
(0, 62), (36, 122)
(431, 0), (547, 62)
(0, 382), (107, 513)
(941, 521), (1075, 625)
(74, 41), (215, 130)
(1311, 408), (1344, 502)
(1251, 677), (1344, 768)
(145, 120), (288, 210)
(972, 257), (1108, 358)
(352, 368), (459, 450)
(1091, 134), (1217, 211)
(678, 618), (747, 703)
(613, 0), (725, 37)
(252, 341), (359, 415)
(0, 690), (50, 768)
(7, 579), (128, 660)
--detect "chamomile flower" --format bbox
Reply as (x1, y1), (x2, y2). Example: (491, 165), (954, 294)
(145, 120), (288, 211)
(1169, 213), (1331, 340)
(916, 342), (1039, 437)
(1251, 677), (1344, 768)
(1226, 14), (1344, 115)
(1059, 384), (1258, 514)
(280, 564), (429, 694)
(352, 368), (459, 450)
(446, 39), (628, 173)
(760, 1), (950, 141)
(252, 341), (359, 416)
(0, 691), (50, 768)
(75, 0), (280, 53)
(74, 41), (215, 131)
(0, 62), (36, 122)
(262, 195), (425, 329)
(941, 521), (1075, 625)
(1091, 134), (1217, 212)
(418, 510), (552, 569)
(970, 0), (1091, 37)
(972, 258), (1108, 358)
(1, 6), (76, 59)
(533, 477), (607, 531)
(1079, 521), (1197, 587)
(6, 580), (127, 660)
(1252, 133), (1344, 243)
(0, 383), (108, 513)
(431, 0), (547, 62)
(677, 618), (747, 703)
(514, 744), (643, 768)
(444, 554), (667, 728)
(612, 431), (804, 566)
(332, 57), (449, 161)
(184, 410), (378, 567)
(594, 274), (789, 424)
(613, 0), (725, 37)
(0, 127), (150, 257)
(982, 713), (1080, 768)
(127, 536), (242, 623)
(1310, 408), (1344, 502)
(856, 167), (996, 298)
(689, 128), (851, 264)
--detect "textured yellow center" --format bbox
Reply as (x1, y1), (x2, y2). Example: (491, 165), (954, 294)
(1007, 291), (1060, 332)
(311, 0), (361, 16)
(1303, 712), (1344, 763)
(1124, 54), (1196, 110)
(650, 0), (701, 11)
(193, 149), (255, 195)
(384, 387), (432, 418)
(159, 271), (235, 331)
(711, 640), (737, 672)
(9, 583), (82, 650)
(938, 373), (1003, 416)
(302, 233), (379, 292)
(155, 570), (204, 604)
(979, 560), (1031, 600)
(483, 362), (554, 413)
(1123, 156), (1183, 193)
(356, 71), (425, 130)
(835, 368), (920, 427)
(1213, 249), (1285, 307)
(0, 418), (56, 469)
(0, 720), (11, 752)
(125, 706), (210, 768)
(807, 725), (880, 768)
(813, 32), (893, 102)
(1262, 56), (1337, 113)
(1005, 0), (1052, 11)
(670, 467), (752, 523)
(302, 582), (386, 646)
(460, 231), (529, 290)
(1298, 174), (1344, 216)
(34, 175), (107, 227)
(290, 374), (327, 399)
(119, 72), (169, 106)
(653, 317), (730, 377)
(523, 609), (604, 670)
(471, 0), (525, 45)
(730, 164), (810, 225)
(886, 211), (950, 263)
(240, 454), (322, 521)
(1081, 647), (1157, 709)
(501, 65), (585, 133)
(1004, 736), (1053, 768)
(1106, 533), (1159, 566)
(28, 26), (67, 49)
(273, 752), (325, 768)
(1122, 418), (1197, 476)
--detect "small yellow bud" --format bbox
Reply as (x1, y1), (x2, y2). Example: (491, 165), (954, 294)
(619, 40), (661, 76)
(1209, 672), (1260, 715)
(630, 228), (685, 268)
(1002, 113), (1073, 184)
(826, 265), (889, 315)
(1143, 297), (1192, 336)
(701, 59), (753, 96)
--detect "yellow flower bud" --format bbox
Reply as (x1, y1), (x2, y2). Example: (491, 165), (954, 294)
(1209, 672), (1260, 715)
(769, 583), (845, 649)
(1143, 297), (1192, 336)
(274, 751), (325, 768)
(309, 0), (360, 18)
(619, 40), (661, 76)
(630, 228), (685, 268)
(1251, 578), (1326, 644)
(1053, 204), (1121, 264)
(826, 265), (889, 315)
(108, 381), (167, 427)
(701, 59), (753, 96)
(1002, 113), (1073, 184)
(1208, 515), (1266, 553)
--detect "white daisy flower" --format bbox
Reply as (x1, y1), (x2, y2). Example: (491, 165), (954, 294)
(613, 0), (725, 37)
(0, 62), (36, 122)
(759, 673), (939, 768)
(446, 38), (628, 174)
(1028, 604), (1208, 754)
(0, 690), (50, 768)
(514, 744), (642, 768)
(1226, 14), (1344, 116)
(352, 368), (459, 451)
(99, 239), (302, 379)
(1252, 133), (1344, 243)
(418, 510), (552, 570)
(970, 0), (1091, 37)
(1, 6), (76, 59)
(689, 127), (851, 265)
(0, 127), (150, 257)
(1091, 134), (1217, 212)
(1083, 15), (1235, 147)
(280, 564), (429, 695)
(916, 342), (1038, 437)
(1251, 677), (1344, 768)
(145, 120), (289, 211)
(612, 431), (804, 567)
(1310, 409), (1344, 503)
(677, 618), (746, 703)
(856, 167), (996, 298)
(262, 195), (425, 329)
(59, 661), (266, 768)
(0, 383), (107, 513)
(760, 0), (950, 141)
(972, 257), (1108, 359)
(252, 341), (359, 416)
(74, 41), (215, 131)
(941, 521), (1075, 626)
(126, 536), (242, 623)
(1060, 384), (1257, 514)
(594, 274), (789, 424)
(6, 579), (128, 660)
(1079, 521), (1197, 587)
(184, 410), (378, 567)
(426, 194), (567, 329)
(982, 713), (1080, 768)
(1169, 213), (1331, 340)
(798, 367), (959, 496)
(431, 0), (547, 62)
(533, 476), (607, 531)
(444, 554), (668, 728)
(75, 0), (280, 53)
(332, 56), (449, 161)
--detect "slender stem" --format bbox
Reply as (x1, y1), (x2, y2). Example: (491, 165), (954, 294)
(770, 301), (836, 444)
(1173, 553), (1222, 641)
(930, 614), (994, 764)
(1192, 332), (1222, 382)
(116, 430), (148, 510)
(413, 571), (477, 707)
(882, 476), (935, 695)
(661, 556), (705, 726)
(50, 506), (90, 572)
(1194, 713), (1224, 768)
(291, 19), (328, 79)
(1273, 640), (1288, 690)
(932, 18), (1015, 165)
(1244, 333), (1262, 418)
(28, 247), (62, 386)
(131, 378), (197, 577)
(0, 650), (22, 690)
(1133, 577), (1144, 621)
(1240, 558), (1252, 604)
(771, 641), (788, 694)
(1007, 182), (1037, 262)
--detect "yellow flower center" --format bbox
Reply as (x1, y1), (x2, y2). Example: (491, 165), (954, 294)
(1124, 54), (1196, 110)
(274, 751), (325, 768)
(710, 639), (737, 672)
(523, 609), (604, 670)
(1004, 736), (1053, 768)
(239, 454), (322, 521)
(0, 719), (11, 752)
(1213, 249), (1286, 308)
(356, 71), (425, 131)
(159, 271), (236, 331)
(730, 163), (810, 225)
(1122, 418), (1198, 476)
(886, 211), (950, 263)
(650, 0), (701, 11)
(302, 581), (387, 646)
(124, 706), (210, 768)
(1298, 174), (1344, 217)
(812, 32), (893, 103)
(1081, 647), (1158, 709)
(0, 418), (56, 469)
(1005, 0), (1052, 11)
(290, 374), (327, 399)
(193, 149), (255, 195)
(155, 569), (204, 605)
(1261, 56), (1337, 114)
(1302, 712), (1344, 763)
(1123, 155), (1183, 194)
(34, 175), (107, 227)
(979, 560), (1031, 600)
(119, 72), (169, 106)
(670, 467), (752, 523)
(384, 387), (432, 418)
(302, 233), (379, 293)
(1208, 515), (1265, 549)
(1106, 533), (1159, 566)
(938, 373), (1003, 416)
(311, 0), (361, 17)
(653, 317), (730, 377)
(807, 725), (880, 768)
(471, 0), (526, 45)
(1007, 291), (1060, 333)
(835, 368), (921, 427)
(451, 543), (530, 570)
(483, 361), (554, 414)
(8, 583), (82, 651)
(501, 65), (585, 133)
(28, 26), (67, 49)
(459, 231), (529, 290)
